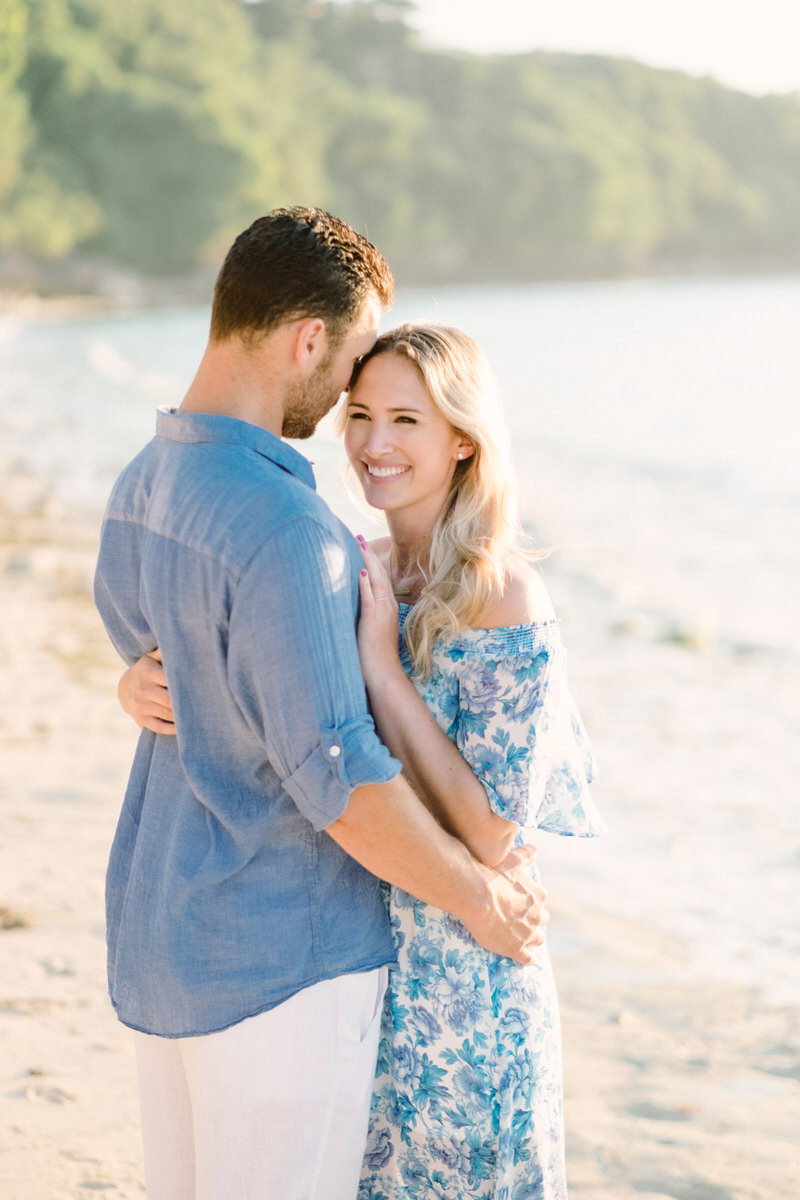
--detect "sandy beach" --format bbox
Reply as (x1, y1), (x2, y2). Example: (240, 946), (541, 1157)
(1, 453), (798, 1200)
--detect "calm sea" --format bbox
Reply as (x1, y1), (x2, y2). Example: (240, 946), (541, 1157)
(3, 276), (799, 1003)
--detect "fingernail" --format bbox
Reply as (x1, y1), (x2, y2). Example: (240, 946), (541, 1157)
(356, 534), (366, 545)
(360, 569), (367, 577)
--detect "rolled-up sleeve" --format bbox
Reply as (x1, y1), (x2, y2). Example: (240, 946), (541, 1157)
(227, 515), (401, 830)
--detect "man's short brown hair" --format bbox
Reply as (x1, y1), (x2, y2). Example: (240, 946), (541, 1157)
(210, 207), (393, 348)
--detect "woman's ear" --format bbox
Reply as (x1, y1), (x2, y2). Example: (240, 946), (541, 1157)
(455, 439), (475, 462)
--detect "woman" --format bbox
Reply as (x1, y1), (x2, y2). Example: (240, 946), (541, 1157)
(120, 324), (604, 1199)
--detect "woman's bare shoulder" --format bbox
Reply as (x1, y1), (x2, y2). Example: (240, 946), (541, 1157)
(474, 558), (556, 629)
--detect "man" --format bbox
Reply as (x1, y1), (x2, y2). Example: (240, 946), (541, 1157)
(94, 207), (547, 1200)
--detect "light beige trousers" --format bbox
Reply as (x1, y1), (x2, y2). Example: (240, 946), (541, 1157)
(133, 967), (387, 1200)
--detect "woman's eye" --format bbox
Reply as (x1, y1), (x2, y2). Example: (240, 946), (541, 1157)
(347, 411), (368, 420)
(396, 415), (417, 424)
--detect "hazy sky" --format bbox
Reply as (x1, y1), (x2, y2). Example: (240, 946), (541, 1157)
(402, 0), (800, 96)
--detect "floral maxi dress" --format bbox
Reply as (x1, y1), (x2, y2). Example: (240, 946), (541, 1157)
(359, 612), (606, 1200)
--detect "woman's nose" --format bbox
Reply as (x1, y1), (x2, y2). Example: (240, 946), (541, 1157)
(365, 421), (394, 455)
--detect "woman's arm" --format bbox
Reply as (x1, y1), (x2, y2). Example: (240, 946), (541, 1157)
(356, 541), (527, 868)
(118, 650), (176, 735)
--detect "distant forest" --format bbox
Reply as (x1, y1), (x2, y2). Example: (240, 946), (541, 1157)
(2, 0), (800, 286)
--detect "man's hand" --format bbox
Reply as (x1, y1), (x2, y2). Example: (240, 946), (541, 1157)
(328, 783), (548, 966)
(118, 649), (176, 735)
(461, 844), (549, 965)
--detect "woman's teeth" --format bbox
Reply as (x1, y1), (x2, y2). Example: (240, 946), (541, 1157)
(366, 465), (408, 478)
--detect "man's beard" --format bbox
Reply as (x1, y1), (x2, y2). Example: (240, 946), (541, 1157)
(282, 356), (340, 439)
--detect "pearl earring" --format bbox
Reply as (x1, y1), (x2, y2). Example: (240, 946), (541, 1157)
(456, 452), (463, 460)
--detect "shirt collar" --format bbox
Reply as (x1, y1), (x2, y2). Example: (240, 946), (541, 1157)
(155, 407), (316, 490)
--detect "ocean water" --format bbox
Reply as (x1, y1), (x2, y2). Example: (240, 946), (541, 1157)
(3, 276), (799, 1004)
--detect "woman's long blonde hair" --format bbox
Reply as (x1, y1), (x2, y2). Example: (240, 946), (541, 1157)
(344, 323), (546, 679)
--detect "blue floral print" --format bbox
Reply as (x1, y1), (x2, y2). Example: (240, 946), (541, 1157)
(359, 612), (605, 1200)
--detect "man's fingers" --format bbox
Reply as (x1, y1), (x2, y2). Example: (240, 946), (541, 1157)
(507, 920), (546, 964)
(493, 847), (549, 926)
(495, 842), (537, 873)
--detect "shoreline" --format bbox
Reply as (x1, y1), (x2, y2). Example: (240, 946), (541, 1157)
(4, 258), (800, 324)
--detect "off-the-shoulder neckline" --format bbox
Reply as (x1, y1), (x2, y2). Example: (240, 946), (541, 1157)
(396, 601), (560, 635)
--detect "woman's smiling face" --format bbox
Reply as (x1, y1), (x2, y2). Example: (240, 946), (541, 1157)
(344, 352), (471, 523)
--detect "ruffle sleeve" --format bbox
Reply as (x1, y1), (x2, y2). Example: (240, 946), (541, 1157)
(447, 623), (606, 837)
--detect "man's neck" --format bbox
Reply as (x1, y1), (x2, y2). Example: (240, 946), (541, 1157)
(179, 338), (285, 438)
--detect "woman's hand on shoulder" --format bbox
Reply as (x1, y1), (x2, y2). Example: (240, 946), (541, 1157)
(118, 649), (176, 735)
(355, 535), (403, 691)
(475, 559), (556, 629)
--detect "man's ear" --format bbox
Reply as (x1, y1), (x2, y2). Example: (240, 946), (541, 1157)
(290, 317), (328, 373)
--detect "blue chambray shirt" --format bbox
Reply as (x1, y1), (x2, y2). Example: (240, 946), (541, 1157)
(94, 408), (401, 1037)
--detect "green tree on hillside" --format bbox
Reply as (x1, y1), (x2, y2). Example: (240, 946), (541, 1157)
(7, 0), (256, 270)
(1, 0), (798, 283)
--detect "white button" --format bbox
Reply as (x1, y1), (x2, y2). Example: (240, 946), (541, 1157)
(329, 744), (341, 758)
